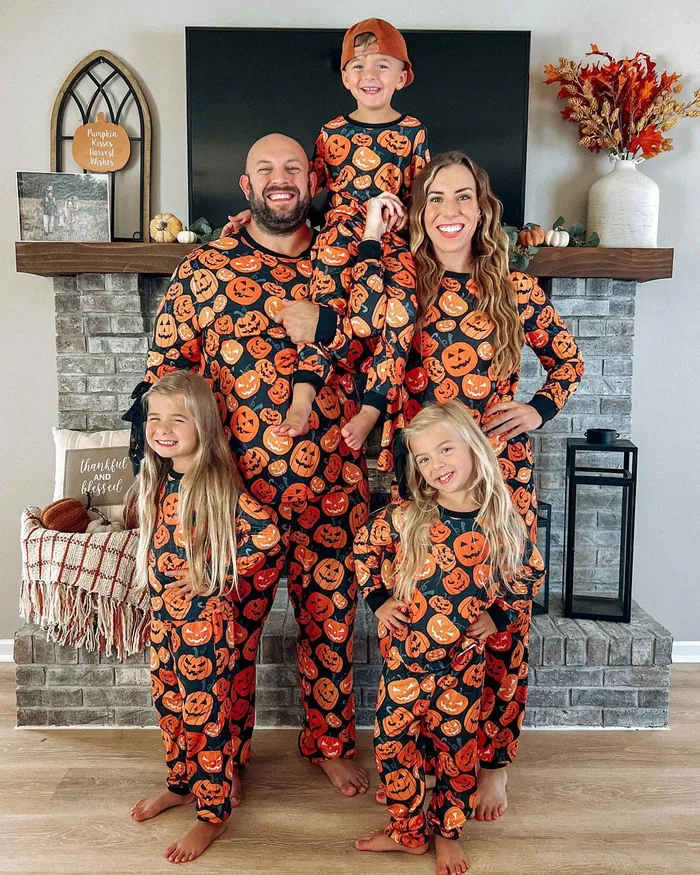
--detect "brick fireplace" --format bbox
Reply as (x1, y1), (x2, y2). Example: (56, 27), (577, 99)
(13, 248), (674, 729)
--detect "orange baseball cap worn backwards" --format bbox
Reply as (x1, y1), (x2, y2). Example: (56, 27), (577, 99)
(341, 18), (414, 86)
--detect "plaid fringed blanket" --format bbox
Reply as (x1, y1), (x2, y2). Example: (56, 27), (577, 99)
(20, 507), (150, 659)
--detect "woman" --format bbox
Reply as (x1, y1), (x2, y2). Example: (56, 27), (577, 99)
(360, 151), (583, 820)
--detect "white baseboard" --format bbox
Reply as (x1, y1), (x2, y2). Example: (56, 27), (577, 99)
(672, 641), (700, 663)
(0, 640), (14, 662)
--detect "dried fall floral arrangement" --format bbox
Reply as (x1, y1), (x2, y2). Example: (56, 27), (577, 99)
(544, 45), (700, 160)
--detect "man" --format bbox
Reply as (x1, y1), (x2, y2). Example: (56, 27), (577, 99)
(141, 134), (370, 799)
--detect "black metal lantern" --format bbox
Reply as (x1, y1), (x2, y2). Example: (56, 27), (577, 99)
(533, 500), (552, 616)
(563, 438), (638, 622)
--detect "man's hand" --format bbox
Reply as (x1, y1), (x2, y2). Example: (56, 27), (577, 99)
(273, 299), (320, 344)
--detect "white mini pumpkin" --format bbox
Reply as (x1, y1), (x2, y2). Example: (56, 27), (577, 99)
(177, 230), (198, 244)
(545, 229), (570, 247)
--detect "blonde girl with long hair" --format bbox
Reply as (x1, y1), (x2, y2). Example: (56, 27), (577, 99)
(354, 401), (542, 875)
(129, 372), (282, 864)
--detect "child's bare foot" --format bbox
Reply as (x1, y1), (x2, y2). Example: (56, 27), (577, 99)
(435, 835), (470, 874)
(274, 404), (311, 437)
(375, 773), (435, 804)
(341, 406), (381, 451)
(229, 767), (242, 808)
(164, 820), (227, 864)
(130, 789), (193, 822)
(355, 829), (429, 855)
(474, 767), (508, 821)
(318, 759), (369, 797)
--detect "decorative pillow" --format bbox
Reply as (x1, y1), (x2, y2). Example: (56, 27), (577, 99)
(52, 427), (135, 522)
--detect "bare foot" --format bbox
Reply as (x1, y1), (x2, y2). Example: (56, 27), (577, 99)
(474, 767), (508, 821)
(229, 767), (242, 809)
(273, 403), (311, 437)
(164, 820), (227, 864)
(376, 773), (435, 804)
(341, 405), (381, 451)
(318, 759), (369, 797)
(435, 835), (470, 874)
(130, 789), (193, 822)
(355, 829), (429, 855)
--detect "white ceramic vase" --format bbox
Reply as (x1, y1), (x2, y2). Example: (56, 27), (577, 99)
(586, 157), (659, 247)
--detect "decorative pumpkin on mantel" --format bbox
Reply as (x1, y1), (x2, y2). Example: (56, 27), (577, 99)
(177, 229), (198, 244)
(518, 224), (546, 247)
(150, 213), (183, 243)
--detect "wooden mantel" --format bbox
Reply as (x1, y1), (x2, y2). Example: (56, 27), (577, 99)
(15, 241), (674, 282)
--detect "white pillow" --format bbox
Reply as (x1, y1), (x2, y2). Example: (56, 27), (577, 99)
(52, 427), (133, 523)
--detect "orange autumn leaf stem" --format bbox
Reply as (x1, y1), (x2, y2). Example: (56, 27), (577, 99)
(544, 45), (700, 160)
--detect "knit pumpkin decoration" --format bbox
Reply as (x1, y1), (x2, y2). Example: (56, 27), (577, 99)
(41, 498), (91, 533)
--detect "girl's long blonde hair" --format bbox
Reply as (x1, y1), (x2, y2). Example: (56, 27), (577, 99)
(409, 151), (524, 379)
(134, 372), (240, 597)
(393, 401), (525, 603)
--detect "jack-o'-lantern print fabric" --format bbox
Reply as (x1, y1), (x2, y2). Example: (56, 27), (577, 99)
(312, 115), (430, 209)
(296, 237), (418, 421)
(145, 231), (371, 763)
(354, 502), (541, 842)
(148, 471), (282, 823)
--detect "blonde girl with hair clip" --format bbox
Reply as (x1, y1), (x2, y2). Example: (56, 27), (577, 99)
(354, 401), (542, 875)
(129, 371), (283, 864)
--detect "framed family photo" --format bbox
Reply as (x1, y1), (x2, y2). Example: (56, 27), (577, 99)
(17, 170), (110, 242)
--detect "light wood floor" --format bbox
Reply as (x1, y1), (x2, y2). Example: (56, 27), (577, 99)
(2, 664), (698, 875)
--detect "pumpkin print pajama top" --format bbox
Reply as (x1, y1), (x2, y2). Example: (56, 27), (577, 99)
(354, 501), (542, 844)
(145, 232), (371, 763)
(149, 471), (282, 823)
(295, 115), (429, 415)
(372, 268), (584, 768)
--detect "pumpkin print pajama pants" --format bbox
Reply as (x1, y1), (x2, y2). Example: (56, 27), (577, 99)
(149, 476), (282, 823)
(143, 232), (371, 765)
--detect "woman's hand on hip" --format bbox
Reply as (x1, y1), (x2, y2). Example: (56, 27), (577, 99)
(364, 193), (407, 240)
(482, 401), (542, 440)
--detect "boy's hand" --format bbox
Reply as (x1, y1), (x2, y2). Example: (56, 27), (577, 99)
(364, 193), (407, 240)
(466, 612), (498, 641)
(375, 597), (410, 633)
(222, 209), (252, 237)
(273, 299), (319, 343)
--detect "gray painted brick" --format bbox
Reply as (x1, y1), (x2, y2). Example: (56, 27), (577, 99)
(600, 397), (632, 416)
(78, 648), (100, 664)
(16, 689), (42, 707)
(83, 687), (152, 707)
(105, 274), (139, 292)
(45, 708), (114, 726)
(611, 280), (636, 297)
(54, 276), (77, 293)
(528, 631), (542, 667)
(46, 666), (114, 686)
(110, 316), (146, 334)
(116, 355), (147, 373)
(77, 273), (106, 290)
(535, 707), (602, 727)
(549, 278), (586, 297)
(88, 336), (148, 354)
(58, 412), (88, 429)
(32, 637), (56, 664)
(603, 708), (667, 728)
(86, 374), (142, 394)
(17, 709), (49, 726)
(577, 319), (606, 337)
(40, 688), (84, 707)
(356, 708), (375, 728)
(114, 667), (149, 686)
(570, 688), (637, 707)
(113, 708), (157, 726)
(85, 316), (112, 335)
(605, 319), (634, 336)
(534, 667), (604, 686)
(553, 299), (610, 317)
(57, 355), (115, 374)
(255, 708), (303, 727)
(585, 278), (614, 297)
(602, 358), (633, 376)
(527, 687), (570, 708)
(653, 636), (673, 666)
(123, 650), (149, 665)
(55, 644), (79, 665)
(56, 336), (87, 354)
(86, 413), (129, 430)
(60, 393), (117, 412)
(56, 316), (84, 335)
(630, 630), (654, 666)
(57, 375), (87, 394)
(609, 299), (635, 317)
(16, 667), (46, 686)
(638, 689), (670, 708)
(256, 665), (298, 688)
(604, 666), (670, 688)
(80, 293), (141, 313)
(55, 295), (81, 314)
(607, 625), (633, 665)
(254, 688), (292, 709)
(13, 635), (33, 665)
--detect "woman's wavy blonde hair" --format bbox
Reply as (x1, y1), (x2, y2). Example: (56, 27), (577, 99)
(409, 151), (523, 379)
(393, 401), (525, 603)
(134, 371), (240, 597)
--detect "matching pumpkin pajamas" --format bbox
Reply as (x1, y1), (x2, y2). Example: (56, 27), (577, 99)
(145, 232), (370, 764)
(354, 501), (543, 844)
(296, 115), (429, 419)
(149, 472), (282, 823)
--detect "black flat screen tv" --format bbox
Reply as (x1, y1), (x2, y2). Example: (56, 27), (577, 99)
(186, 27), (530, 228)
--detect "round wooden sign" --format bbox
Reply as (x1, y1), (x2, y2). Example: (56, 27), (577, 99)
(72, 112), (130, 172)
